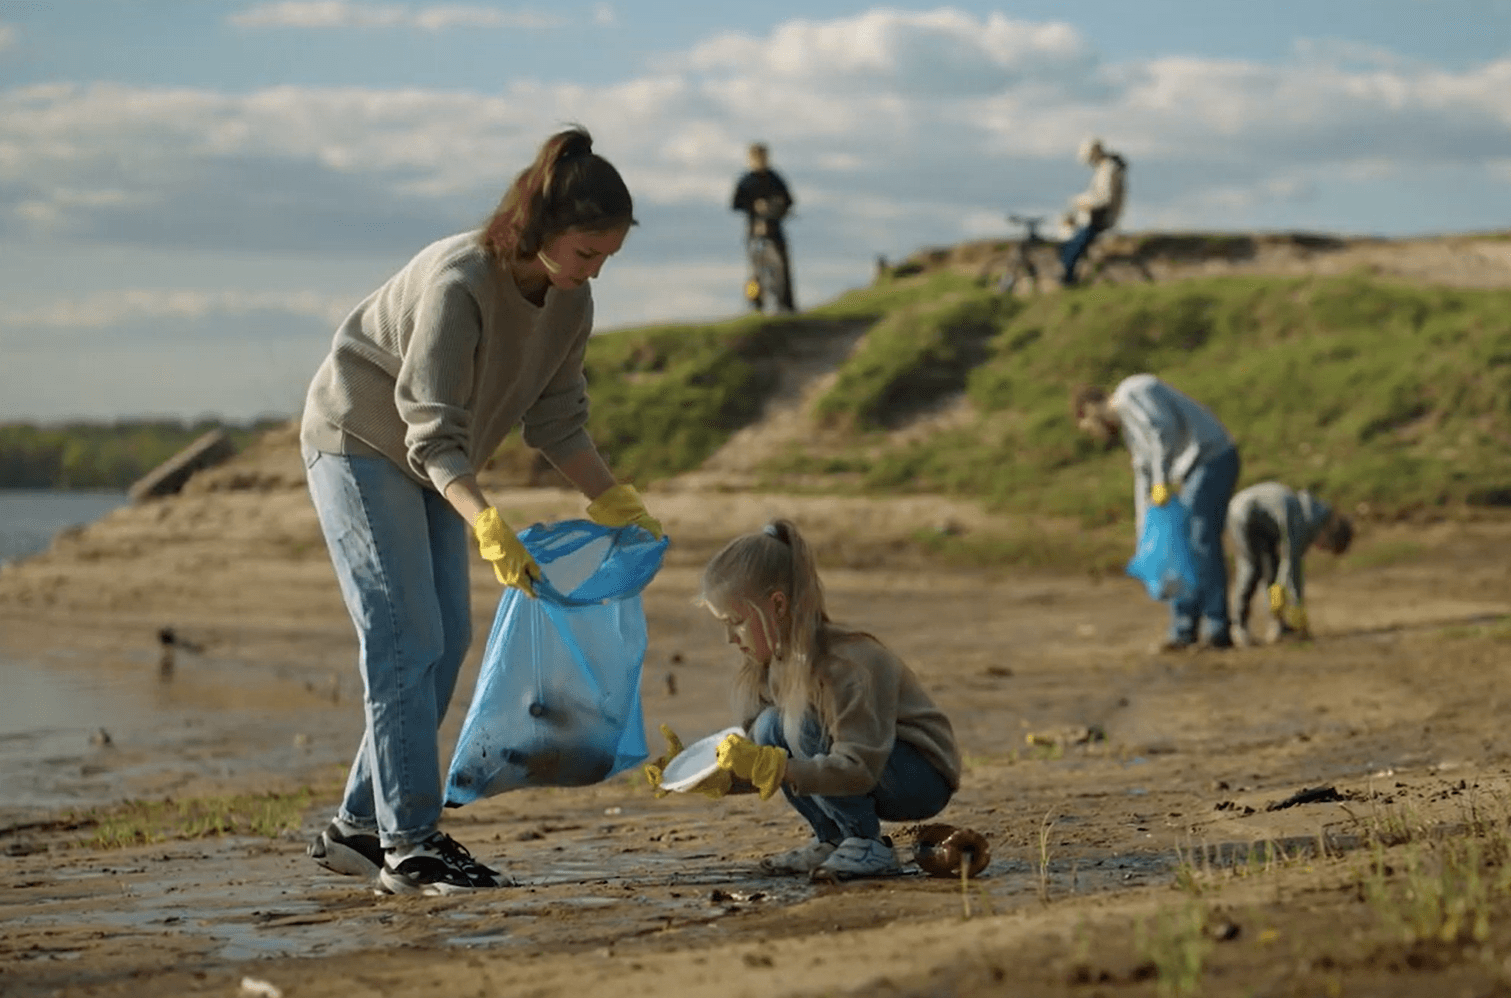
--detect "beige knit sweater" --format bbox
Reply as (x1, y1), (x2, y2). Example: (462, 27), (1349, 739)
(764, 632), (962, 798)
(300, 230), (594, 494)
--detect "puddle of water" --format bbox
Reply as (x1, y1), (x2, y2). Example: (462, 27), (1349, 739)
(0, 652), (359, 821)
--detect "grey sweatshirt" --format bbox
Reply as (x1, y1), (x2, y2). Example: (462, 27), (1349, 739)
(1111, 373), (1235, 533)
(1227, 481), (1334, 614)
(761, 632), (962, 799)
(300, 231), (594, 494)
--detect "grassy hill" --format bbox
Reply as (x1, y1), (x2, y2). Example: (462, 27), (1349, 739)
(495, 265), (1511, 538)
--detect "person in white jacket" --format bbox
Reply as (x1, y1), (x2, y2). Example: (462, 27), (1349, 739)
(1074, 374), (1241, 650)
(1060, 137), (1127, 286)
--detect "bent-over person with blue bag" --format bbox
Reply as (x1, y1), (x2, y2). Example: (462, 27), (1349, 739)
(1073, 374), (1240, 651)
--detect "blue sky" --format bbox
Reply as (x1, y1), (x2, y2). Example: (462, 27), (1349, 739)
(1, 1), (1508, 420)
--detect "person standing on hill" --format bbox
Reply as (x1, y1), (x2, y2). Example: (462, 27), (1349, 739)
(1228, 482), (1354, 645)
(1060, 137), (1127, 286)
(731, 142), (797, 312)
(299, 126), (663, 896)
(1073, 374), (1240, 651)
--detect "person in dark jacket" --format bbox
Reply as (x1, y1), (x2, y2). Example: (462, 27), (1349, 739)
(731, 143), (796, 311)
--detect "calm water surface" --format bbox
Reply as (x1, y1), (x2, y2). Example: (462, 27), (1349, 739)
(0, 488), (130, 566)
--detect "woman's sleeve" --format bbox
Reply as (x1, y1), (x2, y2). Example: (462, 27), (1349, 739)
(394, 273), (483, 494)
(521, 304), (594, 466)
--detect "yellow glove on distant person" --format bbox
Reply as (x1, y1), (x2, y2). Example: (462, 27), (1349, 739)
(643, 724), (685, 799)
(586, 483), (664, 539)
(1149, 482), (1171, 507)
(716, 733), (788, 802)
(1268, 583), (1288, 615)
(473, 507), (542, 596)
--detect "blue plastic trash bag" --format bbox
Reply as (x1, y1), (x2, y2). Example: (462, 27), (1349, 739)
(444, 519), (669, 806)
(1125, 500), (1198, 601)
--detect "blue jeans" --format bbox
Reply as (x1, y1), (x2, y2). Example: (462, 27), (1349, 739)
(303, 448), (473, 848)
(1059, 222), (1105, 284)
(750, 706), (953, 842)
(1170, 446), (1240, 643)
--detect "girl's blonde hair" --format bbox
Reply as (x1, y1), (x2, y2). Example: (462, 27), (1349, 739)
(700, 519), (862, 754)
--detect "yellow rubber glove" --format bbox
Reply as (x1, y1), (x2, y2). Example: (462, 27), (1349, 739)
(687, 769), (734, 800)
(1284, 602), (1311, 635)
(1268, 583), (1288, 615)
(473, 507), (542, 596)
(643, 724), (685, 799)
(1149, 482), (1171, 507)
(586, 483), (664, 539)
(716, 733), (788, 801)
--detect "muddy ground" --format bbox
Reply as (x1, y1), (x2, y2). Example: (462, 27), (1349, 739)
(2, 468), (1511, 997)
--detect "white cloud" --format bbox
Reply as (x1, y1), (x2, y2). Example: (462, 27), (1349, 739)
(229, 1), (564, 31)
(3, 289), (356, 330)
(592, 3), (614, 26)
(0, 22), (15, 52)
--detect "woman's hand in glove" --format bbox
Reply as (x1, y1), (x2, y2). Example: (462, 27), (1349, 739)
(472, 507), (542, 596)
(586, 483), (664, 539)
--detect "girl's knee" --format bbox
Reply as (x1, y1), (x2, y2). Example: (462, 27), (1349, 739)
(749, 706), (783, 747)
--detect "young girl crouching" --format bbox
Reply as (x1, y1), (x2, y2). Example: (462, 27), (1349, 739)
(696, 519), (962, 880)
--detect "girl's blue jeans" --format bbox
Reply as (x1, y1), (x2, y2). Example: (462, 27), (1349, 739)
(304, 448), (472, 848)
(750, 706), (953, 842)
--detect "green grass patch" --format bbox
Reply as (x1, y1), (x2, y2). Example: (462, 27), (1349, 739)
(70, 788), (316, 850)
(772, 273), (1511, 524)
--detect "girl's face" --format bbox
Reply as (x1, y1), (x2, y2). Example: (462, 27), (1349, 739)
(712, 591), (784, 665)
(537, 226), (628, 290)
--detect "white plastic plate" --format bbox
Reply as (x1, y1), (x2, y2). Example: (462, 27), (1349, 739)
(658, 726), (745, 792)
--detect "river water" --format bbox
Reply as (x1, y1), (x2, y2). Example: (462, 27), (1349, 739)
(0, 489), (354, 820)
(0, 488), (130, 566)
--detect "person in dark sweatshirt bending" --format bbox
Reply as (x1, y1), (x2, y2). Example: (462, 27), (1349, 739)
(1227, 482), (1354, 644)
(299, 127), (662, 897)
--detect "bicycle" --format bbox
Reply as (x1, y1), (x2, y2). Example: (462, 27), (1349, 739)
(743, 197), (794, 313)
(983, 213), (1153, 294)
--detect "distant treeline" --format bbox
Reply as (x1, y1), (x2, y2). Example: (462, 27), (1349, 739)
(0, 418), (288, 490)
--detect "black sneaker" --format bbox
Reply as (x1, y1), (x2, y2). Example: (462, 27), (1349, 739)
(307, 821), (384, 879)
(378, 833), (508, 896)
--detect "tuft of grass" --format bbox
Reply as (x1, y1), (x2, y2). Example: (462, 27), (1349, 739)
(1360, 836), (1511, 945)
(1135, 901), (1214, 998)
(74, 789), (315, 850)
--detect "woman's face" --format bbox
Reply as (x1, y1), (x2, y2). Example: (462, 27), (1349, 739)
(711, 592), (782, 665)
(537, 226), (628, 290)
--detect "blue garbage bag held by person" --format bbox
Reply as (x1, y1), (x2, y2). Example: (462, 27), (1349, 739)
(1126, 499), (1199, 602)
(445, 520), (669, 806)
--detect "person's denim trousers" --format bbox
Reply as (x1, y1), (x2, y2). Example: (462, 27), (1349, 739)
(1059, 222), (1105, 283)
(750, 706), (952, 842)
(303, 448), (472, 848)
(1171, 446), (1241, 643)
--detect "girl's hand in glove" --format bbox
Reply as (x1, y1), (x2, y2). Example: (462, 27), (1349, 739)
(473, 507), (542, 596)
(1268, 583), (1288, 615)
(716, 733), (788, 801)
(586, 483), (664, 539)
(1149, 482), (1172, 506)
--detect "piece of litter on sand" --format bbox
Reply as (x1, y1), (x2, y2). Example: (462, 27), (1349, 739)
(240, 977), (284, 998)
(1266, 785), (1346, 811)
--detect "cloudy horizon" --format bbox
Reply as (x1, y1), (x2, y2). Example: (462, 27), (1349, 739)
(1, 1), (1507, 421)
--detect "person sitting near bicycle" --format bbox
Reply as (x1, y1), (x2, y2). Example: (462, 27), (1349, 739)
(1059, 137), (1127, 287)
(731, 142), (796, 312)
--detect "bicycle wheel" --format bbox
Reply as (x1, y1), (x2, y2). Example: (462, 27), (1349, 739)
(757, 240), (787, 313)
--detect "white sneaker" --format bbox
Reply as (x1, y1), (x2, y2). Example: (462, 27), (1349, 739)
(759, 838), (838, 875)
(812, 836), (902, 881)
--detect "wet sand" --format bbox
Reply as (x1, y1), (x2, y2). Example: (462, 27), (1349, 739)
(3, 469), (1511, 995)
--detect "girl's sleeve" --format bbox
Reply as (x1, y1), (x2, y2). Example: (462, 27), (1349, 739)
(784, 655), (900, 798)
(394, 272), (483, 494)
